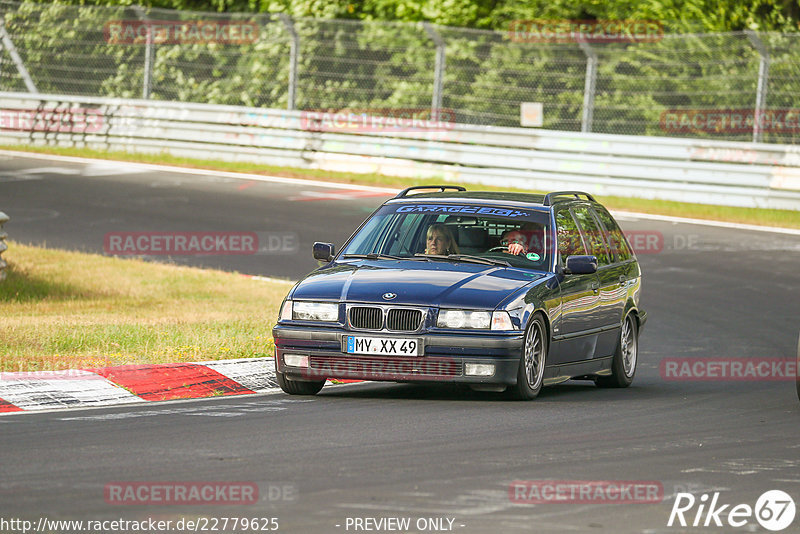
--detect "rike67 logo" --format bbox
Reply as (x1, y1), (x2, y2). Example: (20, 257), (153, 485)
(668, 490), (796, 531)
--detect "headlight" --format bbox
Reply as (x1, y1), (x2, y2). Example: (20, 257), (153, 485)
(437, 309), (515, 330)
(290, 301), (339, 322)
(437, 309), (491, 329)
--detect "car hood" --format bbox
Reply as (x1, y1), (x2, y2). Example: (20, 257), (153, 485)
(290, 259), (545, 308)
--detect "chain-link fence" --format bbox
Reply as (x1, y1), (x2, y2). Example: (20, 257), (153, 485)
(1, 0), (800, 144)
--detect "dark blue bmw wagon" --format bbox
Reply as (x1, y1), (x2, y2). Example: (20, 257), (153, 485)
(273, 186), (646, 400)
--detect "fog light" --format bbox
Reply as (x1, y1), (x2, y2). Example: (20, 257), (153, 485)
(284, 354), (309, 368)
(465, 363), (495, 377)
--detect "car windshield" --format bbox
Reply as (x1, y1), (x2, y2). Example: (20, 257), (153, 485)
(340, 202), (553, 270)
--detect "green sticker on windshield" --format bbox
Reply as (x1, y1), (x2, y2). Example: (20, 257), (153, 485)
(526, 252), (541, 261)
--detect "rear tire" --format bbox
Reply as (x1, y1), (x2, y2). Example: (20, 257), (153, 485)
(508, 315), (547, 400)
(597, 313), (638, 388)
(277, 371), (325, 395)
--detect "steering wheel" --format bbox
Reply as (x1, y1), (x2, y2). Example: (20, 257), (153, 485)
(487, 246), (512, 253)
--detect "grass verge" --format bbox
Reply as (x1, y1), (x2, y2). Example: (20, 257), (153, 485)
(4, 144), (800, 229)
(0, 242), (288, 373)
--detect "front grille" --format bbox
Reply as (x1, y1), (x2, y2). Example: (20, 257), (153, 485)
(386, 308), (423, 332)
(348, 306), (425, 332)
(349, 306), (383, 330)
(309, 355), (462, 378)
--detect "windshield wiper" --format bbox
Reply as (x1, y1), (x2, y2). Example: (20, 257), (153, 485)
(450, 254), (511, 267)
(414, 254), (510, 267)
(341, 253), (420, 261)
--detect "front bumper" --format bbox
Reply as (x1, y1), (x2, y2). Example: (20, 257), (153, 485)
(273, 324), (524, 385)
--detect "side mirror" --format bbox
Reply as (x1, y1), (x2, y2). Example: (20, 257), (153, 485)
(313, 242), (335, 262)
(565, 255), (597, 275)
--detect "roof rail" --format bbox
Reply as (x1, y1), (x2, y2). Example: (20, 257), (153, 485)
(394, 185), (466, 199)
(542, 191), (596, 206)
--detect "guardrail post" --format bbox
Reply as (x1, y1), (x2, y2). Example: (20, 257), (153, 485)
(745, 30), (770, 143)
(279, 14), (299, 111)
(0, 211), (9, 282)
(0, 19), (38, 94)
(577, 39), (597, 133)
(423, 22), (446, 117)
(133, 6), (154, 99)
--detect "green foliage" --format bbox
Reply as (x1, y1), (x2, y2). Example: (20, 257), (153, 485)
(22, 0), (800, 31)
(3, 1), (800, 142)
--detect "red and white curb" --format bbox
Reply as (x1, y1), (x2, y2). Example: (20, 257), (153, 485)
(0, 357), (282, 413)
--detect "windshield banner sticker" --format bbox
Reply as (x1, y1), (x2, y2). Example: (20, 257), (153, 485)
(396, 205), (529, 218)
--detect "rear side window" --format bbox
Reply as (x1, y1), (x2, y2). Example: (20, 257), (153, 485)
(592, 207), (633, 262)
(572, 206), (612, 266)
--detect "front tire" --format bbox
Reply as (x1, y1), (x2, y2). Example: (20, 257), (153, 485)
(597, 313), (638, 388)
(508, 315), (547, 400)
(277, 371), (325, 395)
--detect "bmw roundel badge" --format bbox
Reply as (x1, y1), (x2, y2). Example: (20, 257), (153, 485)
(382, 292), (397, 300)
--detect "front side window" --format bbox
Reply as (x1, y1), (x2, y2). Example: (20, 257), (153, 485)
(555, 208), (586, 266)
(339, 202), (553, 270)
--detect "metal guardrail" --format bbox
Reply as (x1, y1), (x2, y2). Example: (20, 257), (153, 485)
(1, 91), (799, 209)
(0, 211), (8, 282)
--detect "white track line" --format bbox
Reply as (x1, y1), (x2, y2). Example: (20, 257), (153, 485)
(0, 149), (397, 192)
(3, 148), (798, 235)
(610, 210), (800, 236)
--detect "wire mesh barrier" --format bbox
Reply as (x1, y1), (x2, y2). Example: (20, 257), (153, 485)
(1, 0), (800, 144)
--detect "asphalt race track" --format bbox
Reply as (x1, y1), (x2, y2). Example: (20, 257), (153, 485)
(0, 153), (392, 279)
(2, 152), (800, 533)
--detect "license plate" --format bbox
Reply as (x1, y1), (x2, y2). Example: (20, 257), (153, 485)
(344, 336), (421, 356)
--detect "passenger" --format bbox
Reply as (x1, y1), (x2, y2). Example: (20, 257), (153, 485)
(425, 223), (459, 255)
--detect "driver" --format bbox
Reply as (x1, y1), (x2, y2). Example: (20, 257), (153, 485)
(501, 222), (544, 255)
